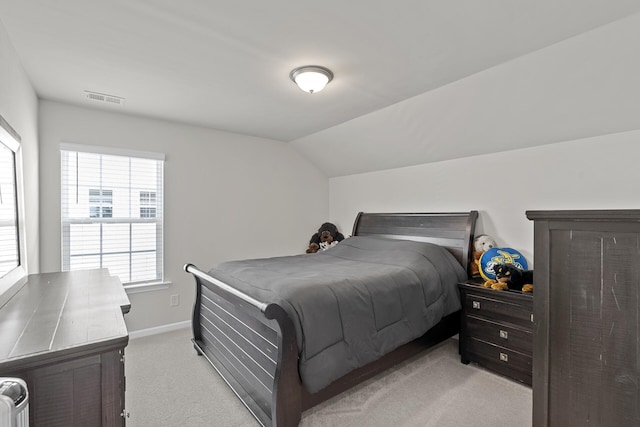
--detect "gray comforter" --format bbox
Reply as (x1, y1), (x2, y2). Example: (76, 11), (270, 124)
(208, 236), (466, 393)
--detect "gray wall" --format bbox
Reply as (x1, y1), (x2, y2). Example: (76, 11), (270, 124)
(0, 20), (39, 273)
(38, 100), (328, 332)
(325, 13), (640, 267)
(329, 130), (640, 268)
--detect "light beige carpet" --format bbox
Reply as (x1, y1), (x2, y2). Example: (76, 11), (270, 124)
(126, 328), (531, 427)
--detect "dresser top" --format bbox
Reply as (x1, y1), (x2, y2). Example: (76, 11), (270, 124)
(0, 269), (129, 371)
(526, 209), (640, 221)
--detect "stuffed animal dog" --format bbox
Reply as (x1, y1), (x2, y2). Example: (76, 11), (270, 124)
(484, 263), (533, 293)
(306, 222), (345, 253)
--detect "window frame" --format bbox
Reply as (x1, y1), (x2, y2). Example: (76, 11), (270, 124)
(0, 114), (27, 308)
(0, 141), (20, 275)
(60, 143), (165, 287)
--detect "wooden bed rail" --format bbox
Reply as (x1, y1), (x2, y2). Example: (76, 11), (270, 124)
(351, 210), (478, 277)
(184, 263), (269, 312)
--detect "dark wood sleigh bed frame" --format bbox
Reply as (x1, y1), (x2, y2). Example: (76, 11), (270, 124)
(184, 211), (478, 426)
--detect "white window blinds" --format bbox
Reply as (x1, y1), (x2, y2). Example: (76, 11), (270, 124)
(61, 144), (164, 285)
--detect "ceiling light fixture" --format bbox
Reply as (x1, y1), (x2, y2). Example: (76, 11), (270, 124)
(289, 65), (334, 94)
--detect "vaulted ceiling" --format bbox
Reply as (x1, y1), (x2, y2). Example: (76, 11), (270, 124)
(1, 1), (639, 176)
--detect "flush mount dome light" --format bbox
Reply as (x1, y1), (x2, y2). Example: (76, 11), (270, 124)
(289, 65), (334, 94)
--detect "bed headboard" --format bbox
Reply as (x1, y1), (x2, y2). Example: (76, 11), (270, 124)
(352, 211), (479, 276)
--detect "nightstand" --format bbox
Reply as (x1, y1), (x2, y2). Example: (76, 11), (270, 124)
(458, 280), (533, 386)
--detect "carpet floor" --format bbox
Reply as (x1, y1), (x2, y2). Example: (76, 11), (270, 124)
(125, 328), (531, 426)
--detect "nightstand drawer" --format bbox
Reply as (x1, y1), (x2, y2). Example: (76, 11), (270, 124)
(464, 293), (532, 328)
(463, 337), (532, 385)
(465, 315), (532, 355)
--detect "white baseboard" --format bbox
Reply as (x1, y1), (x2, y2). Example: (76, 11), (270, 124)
(129, 320), (190, 340)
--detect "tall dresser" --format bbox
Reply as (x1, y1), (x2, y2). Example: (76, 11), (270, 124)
(0, 269), (130, 426)
(527, 210), (640, 427)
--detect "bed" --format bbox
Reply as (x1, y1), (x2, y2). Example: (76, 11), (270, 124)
(184, 211), (478, 426)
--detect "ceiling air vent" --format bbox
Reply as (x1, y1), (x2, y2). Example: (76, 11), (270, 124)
(84, 91), (125, 106)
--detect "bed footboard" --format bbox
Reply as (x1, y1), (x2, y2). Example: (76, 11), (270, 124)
(184, 264), (301, 427)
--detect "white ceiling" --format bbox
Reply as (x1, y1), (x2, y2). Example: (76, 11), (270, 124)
(1, 1), (640, 171)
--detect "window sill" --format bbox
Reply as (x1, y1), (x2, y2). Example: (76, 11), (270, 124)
(124, 281), (171, 294)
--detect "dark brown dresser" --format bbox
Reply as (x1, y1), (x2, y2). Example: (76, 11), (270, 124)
(527, 210), (640, 427)
(458, 279), (533, 386)
(0, 269), (130, 426)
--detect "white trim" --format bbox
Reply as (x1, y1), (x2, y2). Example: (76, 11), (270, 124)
(0, 114), (28, 300)
(60, 142), (165, 161)
(62, 217), (160, 225)
(0, 123), (20, 151)
(129, 320), (190, 340)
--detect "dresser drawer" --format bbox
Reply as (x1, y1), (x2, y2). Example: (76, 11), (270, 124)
(463, 337), (532, 385)
(464, 292), (532, 329)
(465, 315), (532, 355)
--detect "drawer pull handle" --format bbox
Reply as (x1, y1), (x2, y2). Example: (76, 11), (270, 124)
(472, 301), (481, 309)
(499, 330), (509, 339)
(499, 352), (509, 362)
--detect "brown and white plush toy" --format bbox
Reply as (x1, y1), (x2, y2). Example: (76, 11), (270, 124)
(470, 234), (497, 276)
(306, 222), (345, 254)
(483, 263), (534, 293)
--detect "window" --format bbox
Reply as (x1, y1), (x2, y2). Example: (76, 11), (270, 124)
(0, 126), (20, 278)
(61, 144), (164, 285)
(0, 114), (26, 308)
